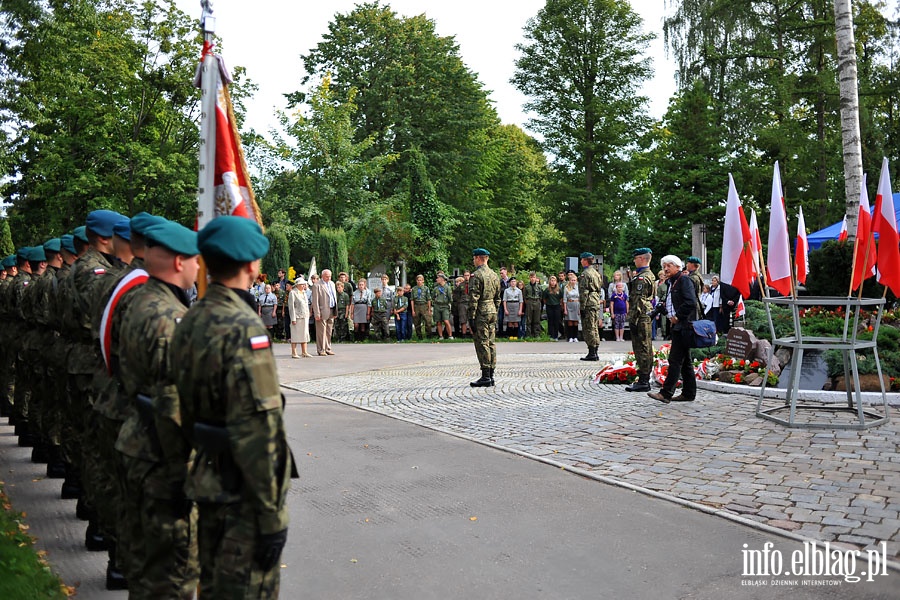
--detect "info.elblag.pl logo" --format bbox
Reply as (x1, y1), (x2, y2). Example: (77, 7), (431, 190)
(741, 541), (891, 586)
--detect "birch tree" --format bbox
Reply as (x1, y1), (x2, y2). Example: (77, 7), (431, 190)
(834, 0), (863, 239)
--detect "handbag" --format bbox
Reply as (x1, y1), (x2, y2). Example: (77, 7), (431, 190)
(688, 319), (718, 348)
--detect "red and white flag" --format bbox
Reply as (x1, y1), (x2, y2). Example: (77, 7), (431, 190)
(837, 214), (848, 243)
(749, 208), (763, 279)
(873, 157), (900, 296)
(851, 173), (876, 291)
(195, 41), (264, 229)
(795, 206), (809, 285)
(735, 296), (746, 318)
(720, 174), (754, 299)
(767, 162), (793, 296)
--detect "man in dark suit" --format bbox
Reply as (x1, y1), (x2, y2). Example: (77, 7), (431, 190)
(649, 255), (698, 404)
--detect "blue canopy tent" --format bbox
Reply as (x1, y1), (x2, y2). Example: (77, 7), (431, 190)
(807, 192), (900, 249)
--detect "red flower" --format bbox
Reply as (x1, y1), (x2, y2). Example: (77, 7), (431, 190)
(733, 373), (743, 384)
(618, 371), (628, 381)
(750, 361), (760, 369)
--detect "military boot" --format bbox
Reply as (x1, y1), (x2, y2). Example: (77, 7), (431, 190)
(470, 368), (493, 387)
(16, 420), (34, 447)
(580, 347), (599, 361)
(105, 543), (128, 590)
(30, 438), (49, 463)
(61, 469), (82, 500)
(625, 375), (651, 392)
(75, 496), (91, 521)
(489, 368), (495, 386)
(85, 520), (109, 552)
(46, 446), (66, 479)
(0, 397), (8, 418)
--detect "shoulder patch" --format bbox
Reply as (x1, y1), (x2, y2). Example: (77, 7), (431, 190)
(249, 335), (270, 350)
(93, 268), (106, 275)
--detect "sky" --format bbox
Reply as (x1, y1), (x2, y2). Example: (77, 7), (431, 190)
(174, 0), (677, 135)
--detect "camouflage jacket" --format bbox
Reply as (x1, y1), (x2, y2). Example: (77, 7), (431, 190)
(116, 277), (192, 499)
(468, 263), (501, 320)
(627, 268), (656, 322)
(61, 248), (116, 374)
(579, 266), (604, 310)
(172, 283), (291, 535)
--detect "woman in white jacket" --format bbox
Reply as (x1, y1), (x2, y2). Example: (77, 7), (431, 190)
(288, 279), (312, 357)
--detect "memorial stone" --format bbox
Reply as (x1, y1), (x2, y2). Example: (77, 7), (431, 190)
(725, 327), (757, 360)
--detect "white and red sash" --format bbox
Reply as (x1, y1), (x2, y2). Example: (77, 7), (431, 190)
(100, 269), (149, 373)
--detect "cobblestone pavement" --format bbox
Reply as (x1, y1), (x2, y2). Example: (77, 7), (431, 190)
(283, 352), (900, 561)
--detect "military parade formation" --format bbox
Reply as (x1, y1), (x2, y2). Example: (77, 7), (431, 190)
(0, 211), (293, 598)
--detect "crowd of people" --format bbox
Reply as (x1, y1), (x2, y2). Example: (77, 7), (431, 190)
(0, 211), (293, 597)
(250, 260), (742, 349)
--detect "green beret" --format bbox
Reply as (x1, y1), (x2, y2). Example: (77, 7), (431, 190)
(60, 234), (76, 254)
(2, 255), (16, 269)
(86, 209), (127, 237)
(73, 226), (88, 244)
(113, 219), (132, 241)
(130, 212), (166, 236)
(144, 220), (199, 256)
(16, 247), (30, 261)
(26, 246), (46, 262)
(686, 256), (701, 265)
(579, 252), (594, 260)
(632, 247), (652, 257)
(197, 216), (269, 262)
(472, 248), (490, 256)
(43, 238), (62, 254)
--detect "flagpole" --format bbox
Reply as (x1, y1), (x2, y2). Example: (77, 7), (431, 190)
(196, 1), (217, 298)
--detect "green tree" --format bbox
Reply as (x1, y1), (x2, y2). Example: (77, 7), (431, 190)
(293, 1), (497, 266)
(317, 227), (349, 275)
(512, 0), (654, 257)
(0, 0), (202, 241)
(262, 228), (290, 280)
(0, 218), (14, 256)
(407, 147), (454, 281)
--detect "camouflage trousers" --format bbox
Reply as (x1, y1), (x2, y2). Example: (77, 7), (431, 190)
(581, 306), (601, 348)
(629, 316), (653, 377)
(370, 313), (390, 340)
(525, 300), (542, 337)
(121, 455), (199, 600)
(197, 501), (282, 600)
(82, 411), (125, 543)
(472, 312), (497, 369)
(334, 317), (351, 342)
(412, 304), (433, 339)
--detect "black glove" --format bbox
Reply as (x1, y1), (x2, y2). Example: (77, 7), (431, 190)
(254, 528), (288, 571)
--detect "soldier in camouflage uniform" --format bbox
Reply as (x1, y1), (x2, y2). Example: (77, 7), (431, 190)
(625, 248), (656, 392)
(468, 248), (501, 387)
(685, 256), (704, 320)
(116, 219), (200, 599)
(410, 274), (433, 340)
(172, 216), (293, 599)
(0, 255), (17, 421)
(578, 253), (603, 361)
(523, 272), (544, 338)
(11, 246), (47, 448)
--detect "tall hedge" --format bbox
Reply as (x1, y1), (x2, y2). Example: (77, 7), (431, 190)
(318, 227), (349, 275)
(0, 219), (14, 257)
(262, 228), (291, 281)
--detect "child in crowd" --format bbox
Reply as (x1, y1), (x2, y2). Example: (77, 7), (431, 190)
(503, 277), (522, 339)
(335, 281), (351, 343)
(371, 288), (390, 341)
(393, 286), (409, 342)
(609, 281), (629, 342)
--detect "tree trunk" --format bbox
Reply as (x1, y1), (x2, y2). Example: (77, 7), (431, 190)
(833, 0), (863, 240)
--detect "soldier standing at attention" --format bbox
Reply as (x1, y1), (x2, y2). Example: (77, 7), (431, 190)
(685, 256), (704, 320)
(433, 274), (453, 340)
(410, 274), (433, 340)
(524, 272), (544, 338)
(115, 219), (200, 599)
(172, 216), (292, 599)
(468, 248), (501, 387)
(578, 252), (603, 361)
(625, 248), (656, 392)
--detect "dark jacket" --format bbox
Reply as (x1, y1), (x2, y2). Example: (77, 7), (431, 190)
(666, 272), (698, 331)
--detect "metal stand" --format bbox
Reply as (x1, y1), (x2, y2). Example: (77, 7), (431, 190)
(757, 296), (890, 429)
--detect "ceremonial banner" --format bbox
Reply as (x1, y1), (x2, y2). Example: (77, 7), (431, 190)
(767, 162), (793, 296)
(720, 174), (754, 299)
(873, 158), (900, 296)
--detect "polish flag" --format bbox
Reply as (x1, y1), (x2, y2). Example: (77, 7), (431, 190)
(851, 173), (876, 291)
(767, 162), (793, 296)
(873, 158), (900, 296)
(795, 207), (809, 285)
(735, 296), (746, 318)
(837, 214), (848, 243)
(720, 174), (754, 299)
(195, 41), (264, 229)
(749, 209), (763, 279)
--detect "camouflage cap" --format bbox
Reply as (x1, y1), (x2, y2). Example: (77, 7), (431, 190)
(60, 234), (76, 254)
(632, 247), (652, 257)
(686, 256), (701, 265)
(113, 219), (132, 241)
(144, 219), (199, 256)
(42, 238), (62, 254)
(130, 212), (166, 237)
(579, 252), (594, 260)
(197, 216), (269, 262)
(86, 209), (127, 237)
(472, 248), (490, 256)
(73, 226), (88, 244)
